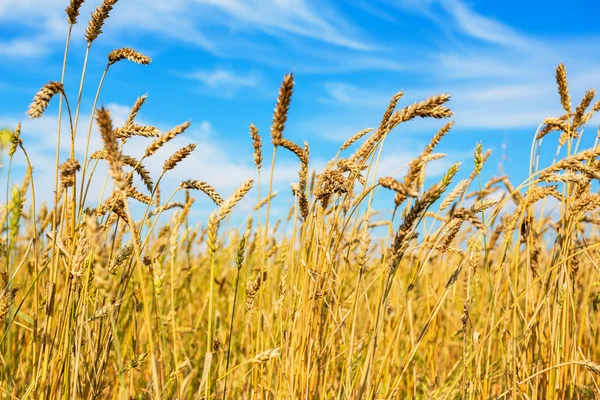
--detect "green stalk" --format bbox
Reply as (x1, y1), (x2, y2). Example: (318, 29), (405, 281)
(223, 236), (246, 399)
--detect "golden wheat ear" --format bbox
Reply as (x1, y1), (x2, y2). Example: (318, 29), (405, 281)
(217, 179), (254, 222)
(65, 0), (85, 25)
(298, 143), (309, 219)
(556, 63), (571, 114)
(163, 143), (196, 172)
(9, 123), (22, 159)
(86, 0), (119, 44)
(27, 81), (64, 119)
(145, 121), (190, 157)
(254, 191), (278, 211)
(0, 270), (10, 322)
(249, 124), (262, 169)
(108, 48), (151, 66)
(59, 158), (81, 189)
(180, 180), (224, 206)
(340, 128), (372, 152)
(270, 73), (294, 146)
(96, 106), (126, 190)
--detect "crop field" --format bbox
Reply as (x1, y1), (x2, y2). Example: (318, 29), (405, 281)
(1, 0), (600, 399)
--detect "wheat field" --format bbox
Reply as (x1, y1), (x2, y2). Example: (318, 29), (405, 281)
(1, 1), (600, 399)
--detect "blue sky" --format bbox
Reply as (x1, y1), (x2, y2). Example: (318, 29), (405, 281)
(1, 0), (600, 222)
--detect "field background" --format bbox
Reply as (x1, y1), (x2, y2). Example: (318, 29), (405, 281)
(1, 0), (600, 398)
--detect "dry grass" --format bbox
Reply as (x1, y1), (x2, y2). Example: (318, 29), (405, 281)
(2, 1), (600, 399)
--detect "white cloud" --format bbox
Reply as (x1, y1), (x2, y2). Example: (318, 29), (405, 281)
(437, 53), (531, 80)
(0, 1), (70, 58)
(0, 0), (63, 20)
(376, 147), (465, 179)
(0, 37), (50, 58)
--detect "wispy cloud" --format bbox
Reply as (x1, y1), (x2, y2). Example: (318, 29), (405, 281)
(0, 0), (373, 57)
(392, 0), (537, 50)
(184, 68), (261, 97)
(438, 0), (534, 50)
(314, 0), (600, 132)
(321, 82), (394, 107)
(0, 0), (419, 78)
(110, 0), (216, 51)
(194, 0), (373, 51)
